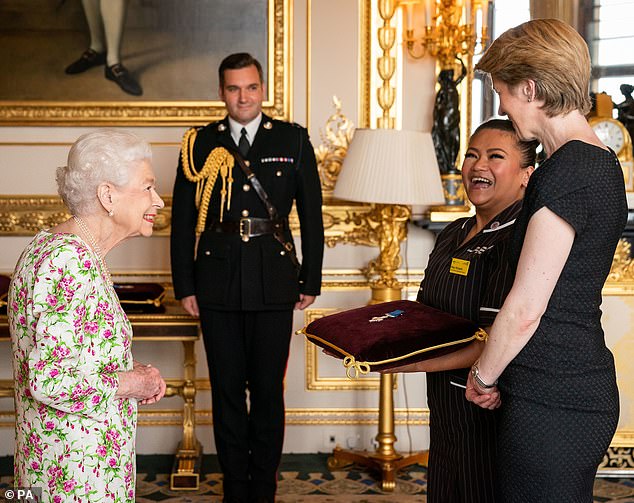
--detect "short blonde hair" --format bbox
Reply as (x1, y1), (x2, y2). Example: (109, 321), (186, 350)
(56, 129), (152, 216)
(475, 19), (592, 116)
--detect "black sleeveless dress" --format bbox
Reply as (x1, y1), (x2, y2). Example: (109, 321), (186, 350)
(496, 141), (627, 502)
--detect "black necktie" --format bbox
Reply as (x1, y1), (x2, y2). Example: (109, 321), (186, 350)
(238, 127), (250, 157)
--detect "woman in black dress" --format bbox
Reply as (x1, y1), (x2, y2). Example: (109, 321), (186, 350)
(466, 19), (628, 502)
(383, 119), (537, 502)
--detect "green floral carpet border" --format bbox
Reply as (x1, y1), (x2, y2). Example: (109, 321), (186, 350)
(1, 454), (634, 502)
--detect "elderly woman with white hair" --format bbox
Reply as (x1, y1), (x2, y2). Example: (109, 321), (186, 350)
(8, 129), (166, 502)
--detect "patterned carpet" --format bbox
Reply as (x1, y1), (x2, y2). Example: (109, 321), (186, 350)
(2, 454), (634, 502)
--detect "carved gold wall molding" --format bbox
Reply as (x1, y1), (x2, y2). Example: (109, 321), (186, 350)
(137, 407), (430, 427)
(315, 96), (355, 194)
(360, 0), (373, 128)
(606, 239), (634, 286)
(376, 0), (398, 129)
(284, 407), (428, 426)
(0, 408), (429, 428)
(0, 194), (377, 247)
(0, 195), (172, 236)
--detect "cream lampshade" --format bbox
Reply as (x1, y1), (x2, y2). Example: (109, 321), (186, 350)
(333, 128), (445, 206)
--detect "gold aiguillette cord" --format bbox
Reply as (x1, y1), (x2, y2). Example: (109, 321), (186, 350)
(180, 128), (235, 233)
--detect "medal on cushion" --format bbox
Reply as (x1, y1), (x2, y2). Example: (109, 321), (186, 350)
(369, 309), (405, 323)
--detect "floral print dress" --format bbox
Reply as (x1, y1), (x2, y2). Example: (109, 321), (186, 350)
(8, 231), (137, 502)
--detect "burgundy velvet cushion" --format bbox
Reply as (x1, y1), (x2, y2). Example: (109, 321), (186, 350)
(113, 282), (166, 314)
(300, 300), (486, 377)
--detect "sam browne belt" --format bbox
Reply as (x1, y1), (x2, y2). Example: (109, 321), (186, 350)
(209, 217), (286, 241)
(229, 149), (301, 271)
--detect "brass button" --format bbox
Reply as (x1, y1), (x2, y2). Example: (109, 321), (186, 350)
(280, 250), (286, 256)
(241, 209), (249, 217)
(242, 235), (250, 242)
(243, 184), (250, 192)
(276, 170), (282, 176)
(205, 250), (211, 256)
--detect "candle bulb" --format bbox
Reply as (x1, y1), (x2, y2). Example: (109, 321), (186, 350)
(405, 3), (414, 31)
(480, 0), (489, 30)
(424, 0), (433, 27)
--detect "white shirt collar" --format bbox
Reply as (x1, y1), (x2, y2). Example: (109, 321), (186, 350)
(228, 114), (262, 147)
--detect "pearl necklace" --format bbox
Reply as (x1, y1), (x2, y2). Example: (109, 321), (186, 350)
(73, 215), (113, 286)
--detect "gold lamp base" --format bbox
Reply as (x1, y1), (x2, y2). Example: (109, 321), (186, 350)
(327, 370), (428, 491)
(328, 442), (429, 492)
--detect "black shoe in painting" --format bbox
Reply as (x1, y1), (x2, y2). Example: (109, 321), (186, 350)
(105, 63), (143, 96)
(65, 49), (106, 74)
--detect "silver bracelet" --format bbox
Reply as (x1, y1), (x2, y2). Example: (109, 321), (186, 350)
(471, 363), (498, 389)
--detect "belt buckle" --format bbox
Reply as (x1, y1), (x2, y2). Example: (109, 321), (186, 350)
(240, 218), (251, 242)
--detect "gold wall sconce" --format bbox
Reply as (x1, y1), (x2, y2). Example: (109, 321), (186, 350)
(400, 0), (489, 68)
(399, 0), (489, 211)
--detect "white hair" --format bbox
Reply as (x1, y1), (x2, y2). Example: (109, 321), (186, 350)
(56, 129), (152, 216)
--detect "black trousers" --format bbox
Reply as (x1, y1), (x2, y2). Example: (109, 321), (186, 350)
(200, 309), (293, 502)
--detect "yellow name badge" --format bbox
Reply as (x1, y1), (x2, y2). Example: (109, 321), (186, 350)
(450, 257), (470, 276)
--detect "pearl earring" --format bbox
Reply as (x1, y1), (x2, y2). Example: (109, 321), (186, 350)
(108, 209), (114, 217)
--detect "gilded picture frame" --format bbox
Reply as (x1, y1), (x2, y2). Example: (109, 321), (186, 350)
(0, 0), (290, 126)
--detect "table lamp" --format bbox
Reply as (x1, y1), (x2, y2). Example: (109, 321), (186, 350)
(330, 127), (444, 488)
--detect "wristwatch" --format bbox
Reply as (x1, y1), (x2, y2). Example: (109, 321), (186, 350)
(471, 364), (498, 389)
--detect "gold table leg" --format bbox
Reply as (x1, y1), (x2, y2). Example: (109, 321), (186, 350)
(169, 339), (203, 491)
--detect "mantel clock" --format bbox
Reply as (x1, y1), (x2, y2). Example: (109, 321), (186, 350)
(589, 113), (634, 190)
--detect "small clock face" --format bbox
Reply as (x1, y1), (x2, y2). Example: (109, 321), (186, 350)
(592, 120), (625, 154)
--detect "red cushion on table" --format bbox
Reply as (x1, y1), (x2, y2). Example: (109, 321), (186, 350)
(299, 300), (486, 377)
(113, 282), (166, 314)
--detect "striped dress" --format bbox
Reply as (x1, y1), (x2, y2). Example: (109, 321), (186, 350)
(417, 200), (521, 503)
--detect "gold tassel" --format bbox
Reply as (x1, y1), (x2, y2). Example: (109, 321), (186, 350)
(180, 129), (235, 234)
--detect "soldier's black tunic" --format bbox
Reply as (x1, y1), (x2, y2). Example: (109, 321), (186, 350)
(171, 114), (324, 309)
(417, 200), (521, 503)
(170, 113), (324, 502)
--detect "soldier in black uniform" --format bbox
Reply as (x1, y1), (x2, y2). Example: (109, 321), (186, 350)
(170, 53), (324, 503)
